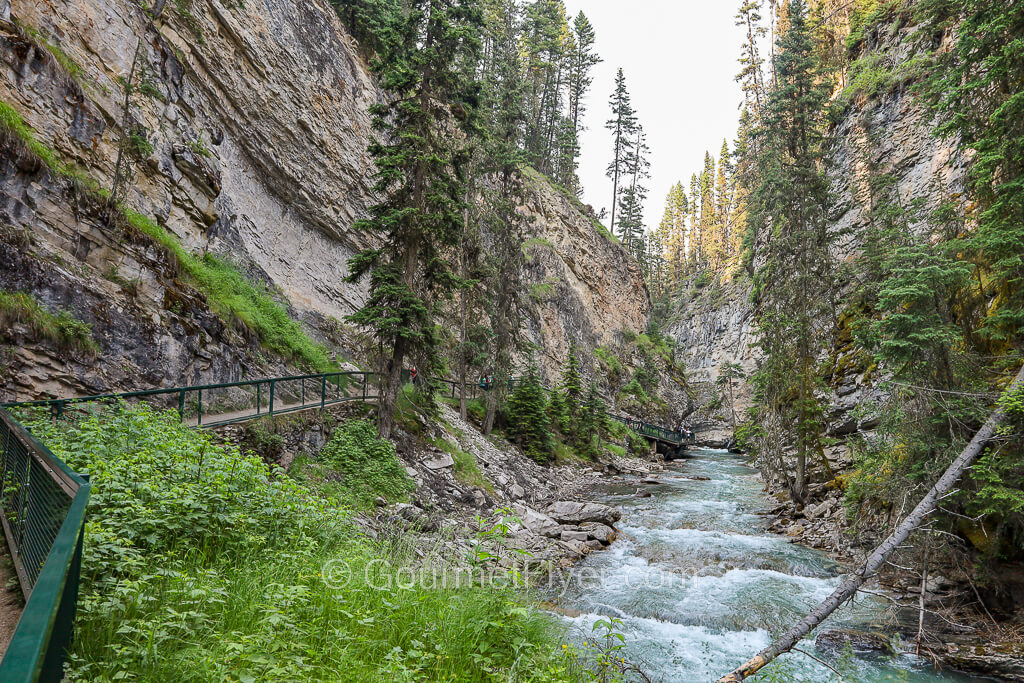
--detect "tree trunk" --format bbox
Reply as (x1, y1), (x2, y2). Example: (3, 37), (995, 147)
(484, 388), (499, 435)
(378, 337), (406, 440)
(716, 363), (1024, 683)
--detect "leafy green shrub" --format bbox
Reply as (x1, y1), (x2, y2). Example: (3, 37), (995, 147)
(18, 403), (585, 681)
(128, 127), (154, 158)
(319, 419), (414, 508)
(0, 289), (99, 354)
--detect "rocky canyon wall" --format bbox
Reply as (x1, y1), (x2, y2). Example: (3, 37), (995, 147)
(0, 0), (647, 400)
(666, 20), (969, 455)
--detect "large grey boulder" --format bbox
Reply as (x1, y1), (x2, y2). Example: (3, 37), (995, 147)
(580, 522), (617, 544)
(546, 501), (621, 526)
(515, 505), (559, 534)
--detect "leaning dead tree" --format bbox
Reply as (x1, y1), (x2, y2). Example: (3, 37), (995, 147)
(716, 363), (1024, 683)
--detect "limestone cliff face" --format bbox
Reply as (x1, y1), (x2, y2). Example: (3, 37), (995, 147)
(666, 29), (968, 452)
(0, 0), (646, 400)
(666, 277), (757, 444)
(519, 172), (649, 384)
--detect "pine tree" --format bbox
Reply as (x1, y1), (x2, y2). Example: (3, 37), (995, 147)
(605, 68), (637, 233)
(560, 343), (584, 417)
(522, 0), (570, 175)
(747, 0), (833, 504)
(565, 11), (601, 194)
(346, 0), (483, 439)
(731, 107), (755, 269)
(506, 360), (553, 463)
(735, 0), (767, 116)
(657, 184), (687, 291)
(479, 0), (529, 436)
(918, 0), (1024, 349)
(577, 381), (608, 458)
(714, 139), (734, 265)
(698, 151), (717, 271)
(617, 125), (650, 260)
(688, 173), (701, 270)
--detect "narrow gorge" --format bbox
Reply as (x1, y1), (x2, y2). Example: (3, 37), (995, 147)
(1, 1), (1022, 682)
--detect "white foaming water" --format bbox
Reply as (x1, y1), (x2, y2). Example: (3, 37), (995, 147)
(552, 450), (986, 682)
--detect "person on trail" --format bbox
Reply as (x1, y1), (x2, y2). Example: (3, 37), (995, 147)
(479, 375), (488, 391)
(486, 374), (494, 390)
(507, 372), (514, 390)
(409, 366), (418, 386)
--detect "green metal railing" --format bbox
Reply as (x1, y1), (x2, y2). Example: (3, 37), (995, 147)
(0, 409), (90, 683)
(4, 372), (379, 430)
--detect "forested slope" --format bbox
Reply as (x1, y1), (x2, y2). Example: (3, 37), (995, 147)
(649, 0), (1024, 651)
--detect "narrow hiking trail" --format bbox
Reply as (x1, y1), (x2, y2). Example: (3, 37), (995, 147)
(553, 449), (985, 682)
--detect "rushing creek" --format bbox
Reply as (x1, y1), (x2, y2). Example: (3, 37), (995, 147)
(552, 449), (985, 682)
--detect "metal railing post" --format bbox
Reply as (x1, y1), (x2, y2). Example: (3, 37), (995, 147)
(362, 374), (367, 400)
(321, 375), (326, 409)
(269, 380), (275, 416)
(178, 390), (185, 421)
(256, 382), (261, 415)
(301, 380), (306, 406)
(197, 389), (202, 426)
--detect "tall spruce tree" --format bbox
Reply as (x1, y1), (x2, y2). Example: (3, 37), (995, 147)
(564, 11), (601, 194)
(346, 0), (483, 439)
(521, 0), (570, 175)
(688, 173), (702, 270)
(747, 0), (833, 504)
(506, 360), (553, 463)
(479, 0), (528, 436)
(714, 139), (734, 266)
(735, 0), (767, 116)
(617, 125), (650, 259)
(698, 151), (718, 271)
(605, 68), (637, 233)
(917, 0), (1024, 349)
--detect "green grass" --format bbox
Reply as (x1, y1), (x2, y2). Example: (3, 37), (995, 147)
(14, 20), (90, 90)
(433, 437), (493, 492)
(123, 210), (335, 371)
(0, 289), (99, 354)
(605, 443), (626, 458)
(16, 403), (596, 682)
(1, 98), (334, 372)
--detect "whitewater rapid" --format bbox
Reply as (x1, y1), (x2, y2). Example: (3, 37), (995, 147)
(553, 449), (984, 682)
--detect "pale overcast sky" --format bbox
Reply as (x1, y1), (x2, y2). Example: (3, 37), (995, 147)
(562, 1), (748, 232)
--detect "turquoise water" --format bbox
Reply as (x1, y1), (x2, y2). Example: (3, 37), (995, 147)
(552, 449), (988, 682)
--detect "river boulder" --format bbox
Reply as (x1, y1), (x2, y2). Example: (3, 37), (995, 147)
(580, 522), (617, 544)
(815, 629), (894, 654)
(546, 501), (622, 526)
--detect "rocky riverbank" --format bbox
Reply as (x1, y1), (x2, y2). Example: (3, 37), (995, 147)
(215, 400), (664, 578)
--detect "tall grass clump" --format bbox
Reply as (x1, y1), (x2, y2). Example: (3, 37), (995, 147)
(18, 403), (588, 682)
(0, 289), (99, 354)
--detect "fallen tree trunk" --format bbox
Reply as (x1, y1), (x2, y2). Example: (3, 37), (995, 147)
(716, 363), (1024, 683)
